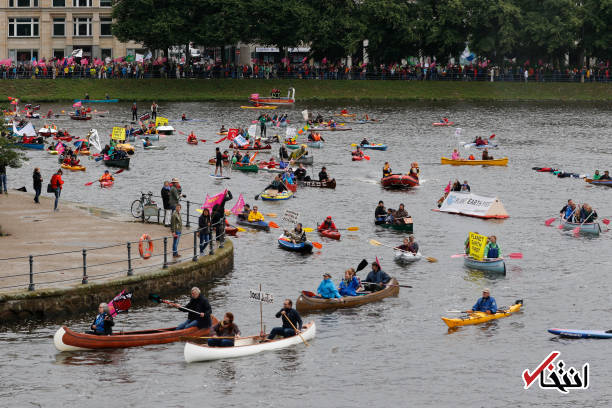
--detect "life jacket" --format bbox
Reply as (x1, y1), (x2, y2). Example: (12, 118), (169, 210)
(468, 155), (475, 160)
(313, 133), (321, 141)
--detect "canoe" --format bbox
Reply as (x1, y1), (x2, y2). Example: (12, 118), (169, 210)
(318, 228), (341, 240)
(548, 328), (612, 339)
(184, 321), (315, 363)
(217, 131), (228, 135)
(298, 179), (336, 189)
(463, 143), (498, 149)
(187, 139), (198, 145)
(156, 125), (175, 135)
(361, 144), (387, 151)
(294, 155), (313, 165)
(334, 113), (356, 117)
(104, 157), (130, 169)
(99, 180), (114, 188)
(296, 278), (399, 313)
(231, 163), (259, 173)
(585, 178), (612, 187)
(309, 127), (352, 132)
(394, 251), (422, 264)
(143, 145), (166, 150)
(433, 122), (454, 126)
(73, 99), (119, 103)
(61, 163), (86, 171)
(376, 221), (413, 233)
(236, 219), (270, 232)
(225, 226), (238, 236)
(307, 141), (323, 148)
(15, 143), (44, 150)
(278, 235), (313, 253)
(54, 324), (214, 351)
(240, 105), (278, 110)
(441, 157), (508, 166)
(77, 149), (90, 155)
(230, 144), (272, 152)
(261, 190), (293, 201)
(381, 174), (419, 188)
(463, 256), (506, 273)
(441, 300), (523, 328)
(559, 218), (600, 236)
(69, 113), (92, 120)
(285, 143), (300, 150)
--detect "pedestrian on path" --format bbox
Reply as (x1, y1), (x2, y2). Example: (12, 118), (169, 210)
(0, 163), (7, 194)
(33, 168), (42, 203)
(171, 203), (182, 258)
(50, 169), (63, 210)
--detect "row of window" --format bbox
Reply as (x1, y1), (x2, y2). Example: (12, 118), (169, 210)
(7, 0), (112, 7)
(7, 48), (115, 62)
(8, 17), (112, 37)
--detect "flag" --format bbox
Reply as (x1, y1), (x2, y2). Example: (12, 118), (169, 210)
(55, 142), (64, 155)
(108, 289), (133, 317)
(201, 190), (227, 211)
(230, 194), (245, 215)
(71, 49), (83, 58)
(139, 113), (150, 121)
(247, 124), (257, 137)
(72, 101), (82, 108)
(227, 128), (239, 141)
(126, 54), (135, 62)
(81, 58), (89, 65)
(135, 53), (144, 62)
(375, 256), (381, 270)
(444, 181), (451, 193)
(144, 51), (152, 60)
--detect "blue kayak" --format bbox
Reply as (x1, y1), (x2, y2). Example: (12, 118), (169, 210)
(361, 144), (387, 151)
(548, 328), (612, 339)
(74, 99), (119, 103)
(15, 143), (44, 150)
(236, 219), (269, 232)
(278, 235), (313, 253)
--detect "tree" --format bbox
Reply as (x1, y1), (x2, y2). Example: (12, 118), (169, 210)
(578, 0), (612, 64)
(0, 132), (28, 169)
(191, 0), (253, 50)
(251, 0), (311, 50)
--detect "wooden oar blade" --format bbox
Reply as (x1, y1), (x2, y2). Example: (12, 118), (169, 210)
(426, 256), (438, 263)
(369, 239), (382, 246)
(312, 241), (322, 249)
(268, 221), (279, 228)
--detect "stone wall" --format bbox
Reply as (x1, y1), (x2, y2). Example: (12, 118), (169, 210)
(0, 240), (233, 323)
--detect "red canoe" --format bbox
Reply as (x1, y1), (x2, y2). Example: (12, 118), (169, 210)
(352, 155), (364, 161)
(318, 228), (341, 240)
(432, 121), (454, 126)
(225, 226), (238, 236)
(381, 174), (419, 188)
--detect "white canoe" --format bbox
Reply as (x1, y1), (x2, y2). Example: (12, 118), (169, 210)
(394, 251), (422, 263)
(156, 125), (175, 135)
(143, 145), (166, 150)
(184, 321), (316, 363)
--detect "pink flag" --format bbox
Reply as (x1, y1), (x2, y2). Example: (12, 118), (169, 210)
(108, 289), (133, 317)
(302, 56), (307, 63)
(201, 189), (227, 211)
(230, 194), (245, 215)
(81, 58), (89, 65)
(444, 181), (451, 193)
(56, 143), (64, 154)
(72, 101), (82, 108)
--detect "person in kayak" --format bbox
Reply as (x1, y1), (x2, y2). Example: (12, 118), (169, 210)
(360, 138), (370, 146)
(592, 170), (602, 180)
(317, 273), (342, 299)
(484, 235), (501, 259)
(143, 137), (153, 147)
(364, 262), (391, 291)
(461, 180), (471, 192)
(279, 144), (289, 160)
(482, 148), (494, 160)
(219, 125), (227, 133)
(187, 132), (197, 144)
(396, 236), (419, 254)
(580, 204), (598, 222)
(267, 299), (302, 340)
(174, 287), (212, 330)
(99, 170), (114, 183)
(208, 312), (241, 347)
(181, 113), (188, 121)
(318, 216), (337, 231)
(466, 289), (497, 314)
(339, 268), (361, 296)
(290, 145), (308, 161)
(352, 146), (364, 158)
(560, 199), (576, 220)
(295, 163), (310, 181)
(285, 223), (306, 244)
(319, 166), (330, 182)
(88, 303), (114, 335)
(382, 162), (392, 177)
(248, 205), (265, 222)
(238, 203), (250, 221)
(374, 201), (387, 224)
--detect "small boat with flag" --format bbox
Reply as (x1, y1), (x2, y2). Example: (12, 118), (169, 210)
(249, 88), (295, 106)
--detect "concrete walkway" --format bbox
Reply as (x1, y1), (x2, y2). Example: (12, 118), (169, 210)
(0, 191), (209, 294)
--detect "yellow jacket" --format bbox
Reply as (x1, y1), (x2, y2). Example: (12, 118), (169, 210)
(248, 211), (264, 222)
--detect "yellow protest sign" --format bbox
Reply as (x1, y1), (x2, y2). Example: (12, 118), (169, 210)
(111, 127), (126, 141)
(469, 232), (487, 260)
(155, 116), (168, 127)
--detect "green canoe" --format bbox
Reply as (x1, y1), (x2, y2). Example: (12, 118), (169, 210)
(376, 222), (413, 233)
(232, 163), (259, 173)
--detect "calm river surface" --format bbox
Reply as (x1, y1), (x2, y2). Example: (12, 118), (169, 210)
(1, 100), (611, 407)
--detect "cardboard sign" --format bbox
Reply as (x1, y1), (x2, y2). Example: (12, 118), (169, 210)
(469, 232), (488, 260)
(155, 116), (168, 127)
(111, 127), (126, 141)
(249, 289), (274, 304)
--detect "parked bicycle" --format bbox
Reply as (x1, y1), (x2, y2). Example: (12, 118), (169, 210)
(131, 191), (157, 221)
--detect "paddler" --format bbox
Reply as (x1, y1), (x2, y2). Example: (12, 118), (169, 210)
(181, 113), (187, 121)
(395, 235), (419, 254)
(318, 216), (337, 231)
(580, 204), (597, 223)
(317, 273), (342, 299)
(99, 170), (114, 183)
(208, 312), (241, 347)
(338, 268), (361, 296)
(279, 144), (289, 160)
(284, 223), (306, 244)
(187, 132), (197, 143)
(360, 138), (370, 146)
(89, 303), (114, 335)
(451, 148), (461, 160)
(318, 166), (330, 182)
(374, 201), (386, 224)
(484, 235), (501, 259)
(240, 152), (251, 164)
(294, 163), (310, 181)
(363, 261), (391, 291)
(393, 203), (410, 225)
(559, 199), (576, 220)
(351, 146), (364, 158)
(143, 137), (153, 147)
(266, 299), (302, 340)
(481, 148), (494, 160)
(219, 125), (227, 133)
(265, 174), (287, 193)
(382, 162), (392, 177)
(248, 205), (265, 222)
(592, 170), (602, 180)
(600, 170), (611, 180)
(214, 147), (224, 176)
(174, 287), (212, 330)
(466, 288), (497, 315)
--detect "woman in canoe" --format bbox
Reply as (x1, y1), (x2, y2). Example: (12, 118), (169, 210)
(88, 303), (114, 335)
(317, 273), (342, 299)
(338, 268), (361, 296)
(580, 204), (597, 223)
(484, 235), (501, 259)
(451, 148), (461, 160)
(208, 312), (240, 347)
(395, 236), (419, 254)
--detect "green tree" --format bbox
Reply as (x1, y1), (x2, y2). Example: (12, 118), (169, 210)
(0, 137), (28, 169)
(251, 0), (310, 50)
(578, 0), (612, 64)
(191, 0), (253, 50)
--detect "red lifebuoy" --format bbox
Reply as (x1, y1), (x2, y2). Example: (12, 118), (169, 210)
(139, 234), (153, 259)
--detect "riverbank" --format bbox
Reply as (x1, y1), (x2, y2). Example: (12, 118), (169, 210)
(1, 79), (611, 103)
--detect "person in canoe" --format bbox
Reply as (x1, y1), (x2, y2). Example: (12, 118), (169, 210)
(248, 205), (265, 222)
(317, 273), (342, 299)
(267, 299), (303, 340)
(384, 208), (394, 224)
(308, 132), (323, 142)
(187, 132), (197, 144)
(451, 179), (462, 192)
(265, 174), (287, 193)
(208, 312), (241, 347)
(295, 163), (311, 181)
(461, 180), (471, 192)
(451, 148), (461, 160)
(482, 148), (494, 160)
(143, 137), (153, 147)
(580, 204), (598, 223)
(560, 199), (576, 220)
(319, 166), (330, 182)
(592, 170), (602, 180)
(352, 146), (364, 158)
(393, 203), (411, 225)
(474, 136), (488, 146)
(339, 268), (362, 296)
(174, 287), (212, 330)
(198, 207), (212, 255)
(364, 261), (391, 291)
(360, 138), (370, 146)
(382, 162), (392, 178)
(374, 201), (387, 224)
(88, 303), (114, 335)
(240, 152), (251, 164)
(395, 236), (419, 254)
(466, 288), (497, 315)
(181, 113), (187, 121)
(99, 170), (114, 183)
(484, 235), (501, 259)
(319, 216), (337, 231)
(284, 223), (306, 244)
(600, 170), (611, 180)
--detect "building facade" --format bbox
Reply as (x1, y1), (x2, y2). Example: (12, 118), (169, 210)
(0, 0), (141, 63)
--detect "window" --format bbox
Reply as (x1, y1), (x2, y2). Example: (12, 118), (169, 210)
(53, 49), (64, 59)
(100, 17), (112, 36)
(101, 48), (112, 60)
(53, 0), (65, 6)
(53, 18), (65, 36)
(8, 18), (39, 37)
(9, 0), (39, 7)
(100, 0), (112, 6)
(73, 17), (92, 36)
(72, 0), (92, 6)
(13, 49), (38, 64)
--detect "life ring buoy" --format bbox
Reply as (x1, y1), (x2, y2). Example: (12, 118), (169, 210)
(139, 233), (153, 259)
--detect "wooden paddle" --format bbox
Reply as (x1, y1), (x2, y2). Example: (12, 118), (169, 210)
(369, 239), (437, 263)
(148, 293), (201, 315)
(281, 312), (309, 346)
(84, 169), (124, 186)
(362, 281), (413, 289)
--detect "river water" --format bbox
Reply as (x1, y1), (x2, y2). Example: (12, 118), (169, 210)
(1, 101), (611, 407)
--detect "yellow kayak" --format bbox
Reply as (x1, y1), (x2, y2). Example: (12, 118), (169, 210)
(240, 105), (278, 110)
(61, 163), (86, 172)
(441, 157), (508, 166)
(441, 300), (522, 328)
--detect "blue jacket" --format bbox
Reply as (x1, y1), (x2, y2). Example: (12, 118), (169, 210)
(365, 269), (391, 284)
(91, 312), (113, 335)
(339, 277), (360, 296)
(317, 279), (341, 298)
(472, 296), (497, 314)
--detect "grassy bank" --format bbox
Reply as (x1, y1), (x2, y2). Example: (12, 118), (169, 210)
(1, 79), (611, 103)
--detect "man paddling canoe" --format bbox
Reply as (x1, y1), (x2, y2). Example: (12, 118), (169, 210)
(267, 299), (303, 340)
(466, 288), (497, 315)
(364, 261), (391, 291)
(174, 287), (212, 330)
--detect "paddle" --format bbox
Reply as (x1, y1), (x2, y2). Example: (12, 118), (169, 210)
(304, 226), (359, 232)
(268, 221), (279, 228)
(603, 218), (610, 231)
(84, 169), (124, 186)
(281, 312), (309, 346)
(369, 239), (437, 263)
(544, 217), (557, 226)
(362, 281), (413, 289)
(148, 293), (201, 315)
(266, 213), (277, 217)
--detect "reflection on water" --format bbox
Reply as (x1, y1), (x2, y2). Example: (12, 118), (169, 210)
(54, 349), (126, 366)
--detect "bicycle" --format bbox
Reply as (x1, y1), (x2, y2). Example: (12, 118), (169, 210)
(131, 191), (156, 220)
